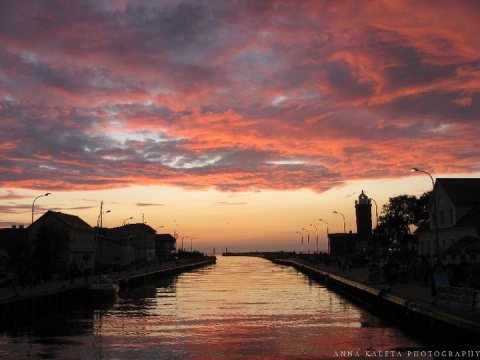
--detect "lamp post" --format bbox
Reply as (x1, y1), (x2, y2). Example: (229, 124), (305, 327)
(97, 202), (111, 228)
(369, 197), (379, 228)
(302, 227), (310, 253)
(182, 236), (189, 252)
(95, 201), (111, 275)
(333, 211), (346, 233)
(296, 231), (304, 253)
(191, 237), (196, 252)
(32, 192), (51, 224)
(411, 167), (440, 256)
(97, 210), (111, 228)
(310, 224), (318, 253)
(319, 218), (329, 253)
(123, 217), (133, 226)
(173, 220), (179, 240)
(155, 225), (164, 232)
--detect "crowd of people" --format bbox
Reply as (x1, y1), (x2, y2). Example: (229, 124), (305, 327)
(291, 251), (480, 291)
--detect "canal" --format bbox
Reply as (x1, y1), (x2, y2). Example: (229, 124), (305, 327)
(1, 256), (431, 359)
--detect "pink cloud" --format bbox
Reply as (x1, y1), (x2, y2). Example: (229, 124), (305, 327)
(0, 0), (479, 194)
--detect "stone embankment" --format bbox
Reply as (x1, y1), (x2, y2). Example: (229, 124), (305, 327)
(272, 258), (480, 350)
(0, 257), (216, 329)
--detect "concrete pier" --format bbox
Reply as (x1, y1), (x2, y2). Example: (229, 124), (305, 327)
(273, 258), (480, 349)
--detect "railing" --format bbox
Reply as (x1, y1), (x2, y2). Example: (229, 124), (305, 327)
(436, 285), (480, 315)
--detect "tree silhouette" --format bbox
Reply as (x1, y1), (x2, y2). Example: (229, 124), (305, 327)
(375, 192), (430, 250)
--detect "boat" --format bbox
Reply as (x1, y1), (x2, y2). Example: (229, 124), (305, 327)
(88, 275), (119, 299)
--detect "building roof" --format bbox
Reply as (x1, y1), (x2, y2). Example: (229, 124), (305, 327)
(455, 204), (480, 228)
(108, 223), (156, 238)
(413, 219), (430, 234)
(156, 233), (176, 242)
(443, 236), (480, 254)
(437, 178), (480, 203)
(44, 210), (93, 230)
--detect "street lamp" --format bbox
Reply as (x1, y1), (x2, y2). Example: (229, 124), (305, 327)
(310, 224), (318, 253)
(302, 227), (310, 253)
(182, 236), (189, 252)
(97, 210), (111, 226)
(369, 197), (379, 228)
(123, 216), (133, 225)
(318, 219), (329, 233)
(319, 219), (329, 253)
(155, 225), (164, 232)
(411, 167), (439, 256)
(32, 192), (51, 224)
(333, 211), (346, 233)
(97, 209), (111, 228)
(296, 231), (304, 253)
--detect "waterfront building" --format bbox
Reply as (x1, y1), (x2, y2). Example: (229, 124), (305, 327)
(29, 210), (95, 274)
(328, 232), (358, 256)
(96, 228), (135, 271)
(107, 223), (157, 264)
(155, 233), (176, 261)
(415, 178), (480, 259)
(0, 225), (29, 270)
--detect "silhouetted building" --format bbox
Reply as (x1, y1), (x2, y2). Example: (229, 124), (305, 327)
(108, 223), (157, 264)
(328, 232), (357, 256)
(29, 210), (95, 274)
(415, 178), (480, 259)
(155, 233), (176, 260)
(0, 225), (29, 270)
(96, 228), (135, 271)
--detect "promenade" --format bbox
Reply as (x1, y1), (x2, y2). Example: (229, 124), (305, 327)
(0, 259), (209, 303)
(295, 260), (480, 322)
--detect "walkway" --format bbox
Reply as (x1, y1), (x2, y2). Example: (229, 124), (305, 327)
(300, 260), (480, 323)
(0, 260), (194, 303)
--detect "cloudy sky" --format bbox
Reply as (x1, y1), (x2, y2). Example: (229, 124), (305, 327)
(1, 0), (479, 252)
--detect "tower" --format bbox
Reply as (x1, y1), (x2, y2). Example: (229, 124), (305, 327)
(355, 190), (373, 249)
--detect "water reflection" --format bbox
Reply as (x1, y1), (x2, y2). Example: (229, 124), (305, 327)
(1, 256), (429, 359)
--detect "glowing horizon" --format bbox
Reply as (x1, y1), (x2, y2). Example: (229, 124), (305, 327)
(1, 1), (479, 252)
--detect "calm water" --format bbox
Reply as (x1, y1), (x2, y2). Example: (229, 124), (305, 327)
(1, 256), (429, 359)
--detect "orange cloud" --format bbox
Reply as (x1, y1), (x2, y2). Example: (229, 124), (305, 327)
(0, 0), (479, 195)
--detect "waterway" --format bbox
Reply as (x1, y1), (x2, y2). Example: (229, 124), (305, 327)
(1, 256), (431, 359)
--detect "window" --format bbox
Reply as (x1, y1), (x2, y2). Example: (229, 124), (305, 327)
(448, 209), (454, 223)
(439, 211), (445, 225)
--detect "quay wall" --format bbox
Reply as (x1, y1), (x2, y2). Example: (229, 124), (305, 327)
(0, 285), (87, 329)
(117, 258), (216, 291)
(273, 259), (480, 350)
(0, 257), (216, 329)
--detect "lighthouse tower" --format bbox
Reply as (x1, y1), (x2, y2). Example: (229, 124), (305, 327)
(355, 190), (373, 249)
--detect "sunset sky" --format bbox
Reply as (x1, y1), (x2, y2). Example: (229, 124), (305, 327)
(1, 0), (479, 253)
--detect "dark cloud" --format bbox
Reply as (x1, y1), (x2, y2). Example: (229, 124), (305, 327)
(0, 0), (479, 193)
(136, 203), (165, 207)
